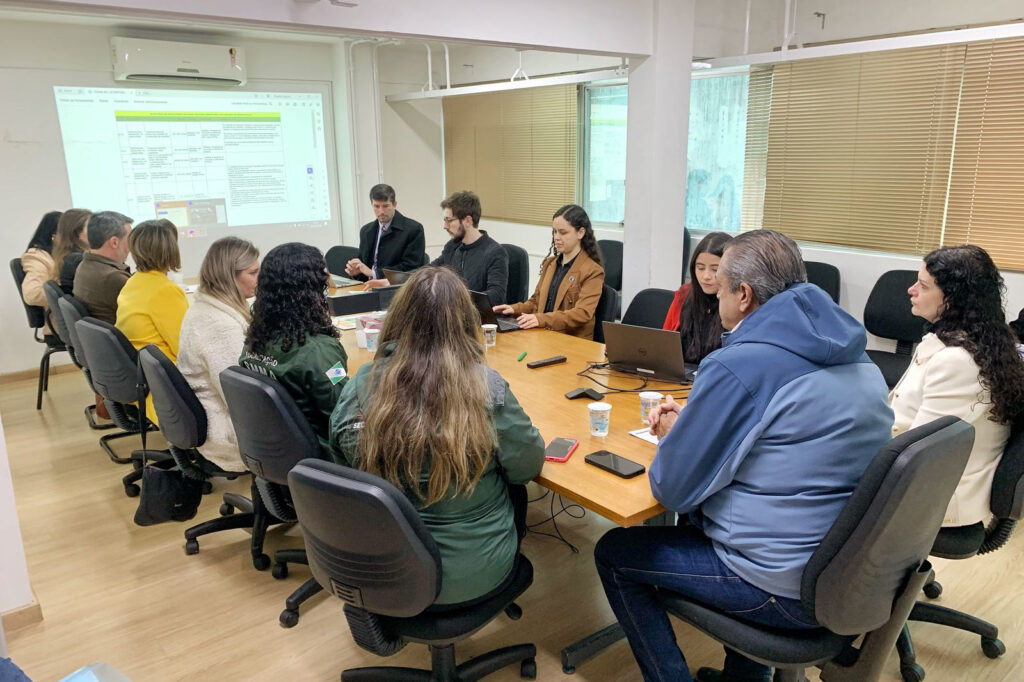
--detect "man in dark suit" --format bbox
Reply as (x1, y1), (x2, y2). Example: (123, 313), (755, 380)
(345, 184), (425, 281)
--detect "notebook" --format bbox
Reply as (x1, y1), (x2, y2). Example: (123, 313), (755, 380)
(602, 321), (695, 383)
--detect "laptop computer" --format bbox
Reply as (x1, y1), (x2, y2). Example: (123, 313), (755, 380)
(329, 273), (361, 288)
(469, 291), (521, 332)
(602, 321), (696, 383)
(382, 268), (414, 285)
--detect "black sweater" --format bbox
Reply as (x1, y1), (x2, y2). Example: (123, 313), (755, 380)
(431, 231), (509, 307)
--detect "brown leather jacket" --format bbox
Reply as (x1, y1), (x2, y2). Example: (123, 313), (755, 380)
(511, 249), (605, 339)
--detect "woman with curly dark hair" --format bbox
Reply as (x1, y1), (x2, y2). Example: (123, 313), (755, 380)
(890, 244), (1024, 526)
(493, 204), (605, 338)
(240, 242), (347, 454)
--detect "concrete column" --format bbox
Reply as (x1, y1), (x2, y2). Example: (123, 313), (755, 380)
(622, 0), (695, 309)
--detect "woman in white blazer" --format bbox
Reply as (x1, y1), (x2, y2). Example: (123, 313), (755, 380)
(890, 245), (1024, 526)
(177, 237), (260, 473)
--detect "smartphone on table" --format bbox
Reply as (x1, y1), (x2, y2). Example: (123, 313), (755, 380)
(544, 437), (579, 462)
(584, 450), (646, 478)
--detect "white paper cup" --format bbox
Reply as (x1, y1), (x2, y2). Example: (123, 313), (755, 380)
(482, 323), (498, 347)
(588, 401), (612, 437)
(639, 391), (664, 423)
(365, 328), (381, 352)
(355, 329), (367, 348)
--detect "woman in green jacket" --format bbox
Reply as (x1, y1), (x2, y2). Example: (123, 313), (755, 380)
(330, 266), (544, 606)
(240, 242), (348, 455)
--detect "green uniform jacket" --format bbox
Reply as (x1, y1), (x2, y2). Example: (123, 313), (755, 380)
(239, 332), (349, 455)
(329, 353), (544, 605)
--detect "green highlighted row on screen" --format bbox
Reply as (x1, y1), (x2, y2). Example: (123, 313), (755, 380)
(113, 111), (281, 123)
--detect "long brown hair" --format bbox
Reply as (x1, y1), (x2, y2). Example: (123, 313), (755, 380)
(199, 237), (259, 321)
(359, 266), (497, 504)
(51, 209), (91, 280)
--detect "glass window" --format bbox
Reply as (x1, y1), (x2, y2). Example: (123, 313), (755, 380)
(583, 84), (628, 224)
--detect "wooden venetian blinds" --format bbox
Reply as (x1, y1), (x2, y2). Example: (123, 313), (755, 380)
(944, 37), (1024, 271)
(443, 85), (577, 226)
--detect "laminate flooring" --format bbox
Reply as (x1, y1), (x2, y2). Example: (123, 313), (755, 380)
(3, 371), (1023, 681)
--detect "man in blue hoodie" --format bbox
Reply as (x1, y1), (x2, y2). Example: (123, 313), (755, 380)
(595, 230), (893, 682)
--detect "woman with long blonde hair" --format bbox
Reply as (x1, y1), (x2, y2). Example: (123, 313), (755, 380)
(51, 208), (92, 294)
(177, 237), (260, 472)
(331, 266), (544, 606)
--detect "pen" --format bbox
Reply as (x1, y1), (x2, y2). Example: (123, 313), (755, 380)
(517, 351), (527, 362)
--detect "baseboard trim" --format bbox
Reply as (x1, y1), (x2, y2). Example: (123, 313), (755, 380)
(0, 363), (77, 385)
(2, 591), (43, 631)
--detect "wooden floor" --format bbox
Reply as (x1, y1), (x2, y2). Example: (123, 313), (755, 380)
(3, 371), (1024, 682)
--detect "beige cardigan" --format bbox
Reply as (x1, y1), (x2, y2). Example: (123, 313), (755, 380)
(889, 333), (1010, 526)
(176, 292), (249, 473)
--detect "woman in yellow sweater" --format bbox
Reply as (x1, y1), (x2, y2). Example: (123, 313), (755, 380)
(116, 219), (188, 424)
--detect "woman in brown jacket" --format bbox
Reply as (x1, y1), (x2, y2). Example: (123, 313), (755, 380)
(494, 204), (605, 339)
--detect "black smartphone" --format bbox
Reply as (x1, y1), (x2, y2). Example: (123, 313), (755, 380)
(584, 450), (646, 479)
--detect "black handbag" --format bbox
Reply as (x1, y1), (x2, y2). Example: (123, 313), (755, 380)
(132, 371), (204, 526)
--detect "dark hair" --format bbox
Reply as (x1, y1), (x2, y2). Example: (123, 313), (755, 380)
(245, 242), (338, 356)
(546, 204), (602, 272)
(679, 232), (733, 363)
(27, 211), (62, 253)
(369, 184), (396, 203)
(924, 245), (1024, 425)
(88, 211), (133, 249)
(440, 190), (482, 228)
(128, 219), (181, 272)
(720, 229), (806, 304)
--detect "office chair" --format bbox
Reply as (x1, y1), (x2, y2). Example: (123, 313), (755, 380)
(621, 288), (675, 329)
(501, 243), (529, 305)
(592, 284), (619, 344)
(73, 317), (169, 496)
(657, 416), (974, 682)
(288, 458), (537, 681)
(597, 239), (623, 291)
(137, 345), (276, 568)
(805, 261), (841, 305)
(894, 426), (1024, 682)
(59, 296), (149, 462)
(43, 282), (111, 430)
(10, 257), (67, 410)
(863, 270), (925, 388)
(680, 226), (692, 284)
(325, 245), (360, 275)
(220, 365), (325, 626)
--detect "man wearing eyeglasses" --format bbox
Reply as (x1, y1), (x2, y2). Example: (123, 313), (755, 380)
(345, 183), (425, 281)
(433, 190), (508, 307)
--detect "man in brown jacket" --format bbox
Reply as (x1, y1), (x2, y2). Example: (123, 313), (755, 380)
(73, 211), (132, 325)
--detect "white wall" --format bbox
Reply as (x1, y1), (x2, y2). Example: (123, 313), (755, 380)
(0, 415), (33, 624)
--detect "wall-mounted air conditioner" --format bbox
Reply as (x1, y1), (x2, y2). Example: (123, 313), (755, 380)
(111, 37), (247, 86)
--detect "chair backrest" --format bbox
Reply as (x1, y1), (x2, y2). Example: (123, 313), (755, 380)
(990, 426), (1024, 520)
(10, 257), (45, 330)
(805, 261), (841, 304)
(219, 365), (321, 484)
(74, 317), (142, 405)
(58, 296), (91, 371)
(801, 416), (974, 635)
(863, 270), (924, 347)
(43, 281), (76, 360)
(325, 245), (360, 275)
(597, 240), (623, 291)
(622, 288), (675, 329)
(593, 284), (619, 343)
(138, 345), (207, 450)
(501, 243), (529, 305)
(679, 227), (692, 285)
(289, 458), (442, 617)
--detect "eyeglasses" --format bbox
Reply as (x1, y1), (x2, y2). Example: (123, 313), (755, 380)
(442, 216), (458, 225)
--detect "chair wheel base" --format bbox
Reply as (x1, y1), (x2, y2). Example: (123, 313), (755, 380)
(520, 658), (537, 679)
(982, 637), (1006, 659)
(124, 483), (140, 497)
(504, 603), (522, 620)
(272, 562), (288, 579)
(279, 609), (299, 628)
(219, 503), (234, 516)
(185, 539), (199, 555)
(201, 481), (213, 494)
(900, 663), (925, 682)
(253, 553), (270, 571)
(922, 581), (942, 599)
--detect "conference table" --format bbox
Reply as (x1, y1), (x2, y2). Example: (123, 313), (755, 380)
(334, 297), (692, 672)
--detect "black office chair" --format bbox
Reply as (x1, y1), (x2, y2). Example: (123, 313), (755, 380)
(10, 257), (67, 410)
(220, 365), (326, 626)
(895, 426), (1024, 682)
(136, 345), (276, 568)
(288, 458), (537, 681)
(325, 245), (360, 275)
(73, 317), (168, 496)
(679, 227), (692, 284)
(805, 261), (841, 305)
(597, 240), (623, 292)
(621, 288), (675, 329)
(863, 270), (925, 388)
(657, 416), (974, 682)
(43, 282), (111, 431)
(592, 284), (619, 344)
(501, 243), (529, 305)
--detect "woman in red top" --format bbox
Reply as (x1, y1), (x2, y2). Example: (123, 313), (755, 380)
(662, 232), (733, 364)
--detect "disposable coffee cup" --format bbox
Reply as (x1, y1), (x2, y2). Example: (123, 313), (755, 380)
(639, 391), (664, 423)
(588, 402), (612, 437)
(482, 323), (498, 347)
(365, 328), (381, 352)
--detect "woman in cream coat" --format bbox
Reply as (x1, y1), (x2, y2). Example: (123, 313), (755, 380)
(890, 245), (1024, 527)
(177, 237), (260, 473)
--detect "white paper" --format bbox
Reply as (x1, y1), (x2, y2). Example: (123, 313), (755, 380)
(628, 427), (659, 445)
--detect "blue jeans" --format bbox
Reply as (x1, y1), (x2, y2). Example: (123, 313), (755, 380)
(594, 524), (818, 682)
